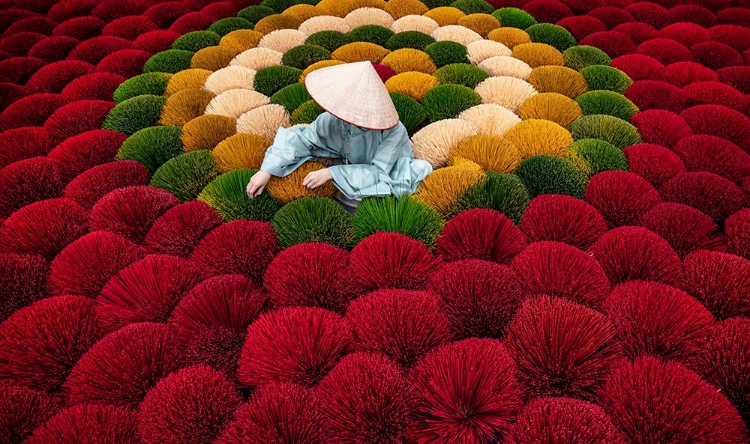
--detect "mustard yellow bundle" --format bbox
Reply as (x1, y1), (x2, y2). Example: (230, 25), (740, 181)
(165, 69), (212, 96)
(511, 43), (565, 68)
(181, 114), (237, 152)
(282, 4), (324, 22)
(212, 133), (273, 172)
(503, 119), (573, 159)
(449, 134), (521, 173)
(331, 42), (390, 63)
(414, 158), (485, 217)
(384, 71), (440, 101)
(266, 161), (339, 203)
(381, 49), (437, 74)
(254, 14), (301, 35)
(191, 46), (240, 71)
(518, 92), (582, 127)
(528, 65), (589, 98)
(219, 30), (263, 52)
(159, 88), (215, 126)
(457, 13), (501, 37)
(423, 7), (465, 26)
(487, 28), (531, 49)
(385, 0), (429, 19)
(317, 0), (387, 17)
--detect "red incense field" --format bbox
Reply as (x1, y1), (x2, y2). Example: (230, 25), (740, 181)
(1, 0), (750, 442)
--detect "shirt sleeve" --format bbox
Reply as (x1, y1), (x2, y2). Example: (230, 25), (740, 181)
(328, 123), (432, 199)
(259, 113), (334, 177)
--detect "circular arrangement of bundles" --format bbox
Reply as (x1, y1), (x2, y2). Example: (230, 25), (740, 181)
(1, 0), (750, 443)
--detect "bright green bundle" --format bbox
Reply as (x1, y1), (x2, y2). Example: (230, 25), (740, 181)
(143, 50), (194, 74)
(492, 8), (537, 29)
(526, 24), (577, 52)
(451, 172), (530, 223)
(422, 84), (482, 122)
(566, 138), (628, 177)
(568, 114), (642, 149)
(261, 0), (318, 13)
(305, 31), (352, 52)
(291, 100), (325, 125)
(271, 197), (354, 249)
(253, 65), (304, 96)
(390, 93), (427, 134)
(237, 5), (276, 24)
(575, 90), (639, 121)
(271, 83), (312, 113)
(563, 46), (611, 71)
(424, 41), (470, 68)
(198, 169), (282, 221)
(421, 0), (452, 7)
(580, 65), (633, 94)
(348, 25), (395, 47)
(353, 195), (444, 247)
(209, 17), (253, 36)
(386, 31), (435, 51)
(515, 155), (589, 199)
(433, 63), (489, 89)
(451, 0), (494, 14)
(102, 95), (166, 135)
(113, 73), (171, 104)
(150, 150), (220, 202)
(282, 45), (332, 70)
(172, 31), (221, 52)
(116, 126), (184, 172)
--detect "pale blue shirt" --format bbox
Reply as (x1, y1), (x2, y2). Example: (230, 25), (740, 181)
(260, 112), (433, 200)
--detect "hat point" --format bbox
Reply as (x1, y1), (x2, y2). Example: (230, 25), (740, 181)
(304, 61), (399, 130)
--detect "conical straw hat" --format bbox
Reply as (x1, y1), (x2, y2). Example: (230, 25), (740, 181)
(304, 61), (400, 130)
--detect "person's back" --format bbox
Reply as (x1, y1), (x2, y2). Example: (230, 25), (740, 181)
(246, 61), (432, 211)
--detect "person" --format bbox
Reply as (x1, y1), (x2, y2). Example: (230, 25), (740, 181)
(246, 61), (433, 212)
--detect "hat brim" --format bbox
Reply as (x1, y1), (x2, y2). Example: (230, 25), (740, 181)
(307, 96), (399, 130)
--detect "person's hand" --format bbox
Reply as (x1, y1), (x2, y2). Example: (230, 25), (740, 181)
(246, 170), (272, 198)
(302, 168), (333, 189)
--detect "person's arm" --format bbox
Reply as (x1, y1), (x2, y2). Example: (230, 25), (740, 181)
(259, 114), (333, 177)
(247, 114), (333, 198)
(327, 123), (422, 198)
